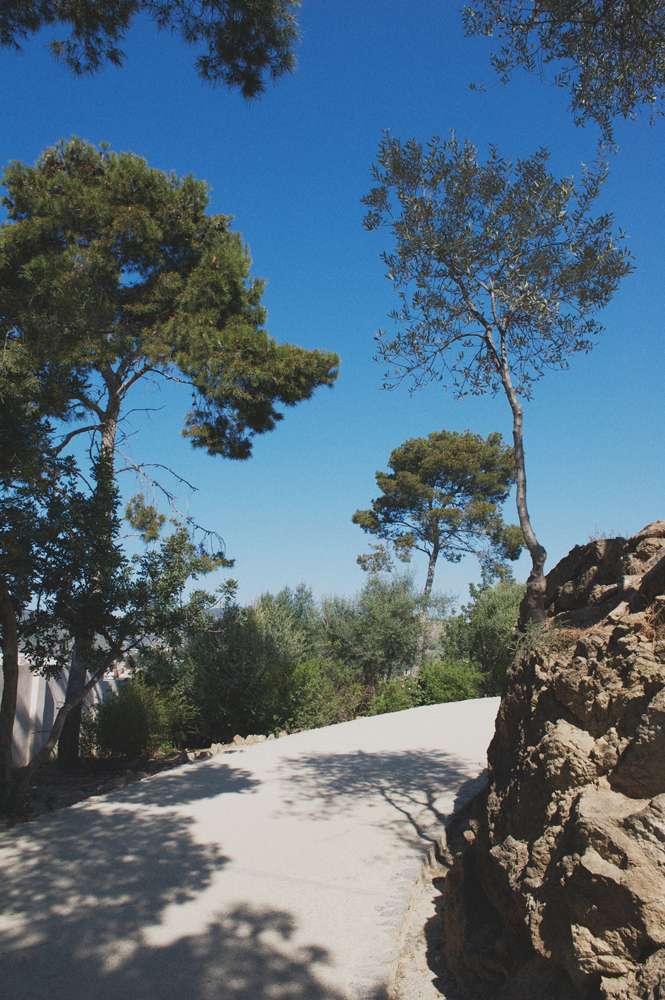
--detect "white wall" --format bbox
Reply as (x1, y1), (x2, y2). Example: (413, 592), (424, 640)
(0, 657), (122, 765)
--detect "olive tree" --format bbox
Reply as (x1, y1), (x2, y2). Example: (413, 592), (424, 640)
(364, 134), (631, 623)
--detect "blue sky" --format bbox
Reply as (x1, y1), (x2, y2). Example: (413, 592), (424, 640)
(1, 1), (663, 605)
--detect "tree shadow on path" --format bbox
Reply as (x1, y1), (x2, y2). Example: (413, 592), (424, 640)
(1, 761), (345, 1000)
(280, 748), (481, 849)
(118, 756), (260, 808)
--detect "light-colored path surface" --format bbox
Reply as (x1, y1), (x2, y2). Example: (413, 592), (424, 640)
(0, 698), (499, 1000)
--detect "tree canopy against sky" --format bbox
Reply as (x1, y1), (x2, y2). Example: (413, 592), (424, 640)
(353, 429), (522, 603)
(0, 138), (338, 471)
(0, 0), (300, 97)
(464, 0), (665, 138)
(364, 133), (631, 622)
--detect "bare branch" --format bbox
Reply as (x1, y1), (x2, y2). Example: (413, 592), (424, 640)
(55, 423), (102, 453)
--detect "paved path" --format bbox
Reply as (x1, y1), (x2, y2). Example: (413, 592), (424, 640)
(0, 698), (499, 1000)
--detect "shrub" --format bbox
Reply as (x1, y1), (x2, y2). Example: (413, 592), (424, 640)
(466, 581), (525, 693)
(95, 682), (156, 758)
(183, 600), (306, 742)
(367, 675), (420, 716)
(286, 657), (363, 731)
(93, 679), (192, 758)
(322, 574), (422, 686)
(418, 659), (483, 705)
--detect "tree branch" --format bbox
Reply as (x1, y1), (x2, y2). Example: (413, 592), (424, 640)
(55, 423), (102, 453)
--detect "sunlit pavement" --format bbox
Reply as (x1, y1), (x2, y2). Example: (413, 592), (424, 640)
(0, 697), (499, 1000)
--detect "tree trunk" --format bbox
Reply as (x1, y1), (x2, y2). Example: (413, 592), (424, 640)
(57, 639), (89, 765)
(58, 394), (119, 764)
(412, 547), (439, 677)
(0, 580), (19, 795)
(32, 668), (99, 772)
(500, 367), (547, 627)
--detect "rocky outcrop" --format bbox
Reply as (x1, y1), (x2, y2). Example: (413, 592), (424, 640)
(441, 522), (665, 1000)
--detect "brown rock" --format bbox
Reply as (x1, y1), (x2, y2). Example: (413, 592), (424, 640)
(641, 553), (665, 603)
(441, 522), (665, 1000)
(545, 537), (625, 615)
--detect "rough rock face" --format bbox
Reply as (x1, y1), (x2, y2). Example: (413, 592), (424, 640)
(441, 522), (665, 1000)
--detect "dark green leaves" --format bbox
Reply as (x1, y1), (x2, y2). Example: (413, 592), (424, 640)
(0, 0), (300, 98)
(0, 138), (338, 461)
(353, 429), (522, 570)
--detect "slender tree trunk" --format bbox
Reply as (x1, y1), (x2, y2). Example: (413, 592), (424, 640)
(500, 366), (547, 627)
(0, 580), (19, 795)
(57, 638), (90, 764)
(412, 546), (439, 677)
(58, 395), (119, 764)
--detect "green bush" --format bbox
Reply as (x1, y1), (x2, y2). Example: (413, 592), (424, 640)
(286, 657), (363, 731)
(367, 675), (420, 716)
(466, 581), (524, 693)
(130, 575), (518, 747)
(183, 600), (305, 742)
(95, 682), (155, 758)
(93, 679), (193, 758)
(417, 659), (483, 705)
(322, 575), (422, 686)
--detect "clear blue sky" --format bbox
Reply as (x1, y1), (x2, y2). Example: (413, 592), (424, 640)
(1, 2), (663, 605)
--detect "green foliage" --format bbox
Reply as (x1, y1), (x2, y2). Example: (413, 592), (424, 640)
(465, 580), (525, 693)
(463, 1), (665, 139)
(353, 429), (522, 591)
(140, 576), (422, 742)
(21, 453), (128, 679)
(0, 138), (338, 463)
(322, 574), (422, 686)
(93, 679), (192, 758)
(438, 612), (472, 663)
(126, 495), (167, 543)
(364, 134), (631, 404)
(22, 451), (229, 691)
(432, 582), (524, 694)
(0, 0), (300, 97)
(182, 597), (304, 742)
(367, 676), (421, 716)
(135, 574), (507, 746)
(0, 412), (79, 628)
(418, 659), (483, 705)
(94, 682), (156, 758)
(254, 585), (321, 659)
(286, 657), (363, 731)
(356, 543), (395, 575)
(367, 659), (483, 717)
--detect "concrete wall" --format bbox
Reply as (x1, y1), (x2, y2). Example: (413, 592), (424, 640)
(0, 657), (122, 766)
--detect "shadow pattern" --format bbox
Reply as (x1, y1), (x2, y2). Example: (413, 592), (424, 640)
(1, 763), (345, 999)
(280, 748), (479, 849)
(119, 758), (260, 807)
